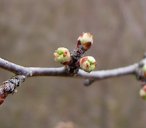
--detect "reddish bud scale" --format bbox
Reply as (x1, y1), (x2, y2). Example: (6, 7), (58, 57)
(77, 41), (92, 51)
(0, 93), (8, 105)
(77, 33), (93, 51)
(80, 57), (88, 64)
(64, 51), (67, 56)
(0, 99), (4, 105)
(77, 41), (81, 48)
(144, 72), (146, 78)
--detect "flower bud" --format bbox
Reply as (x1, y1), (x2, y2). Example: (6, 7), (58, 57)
(79, 56), (96, 72)
(139, 85), (146, 100)
(77, 32), (93, 51)
(54, 47), (71, 65)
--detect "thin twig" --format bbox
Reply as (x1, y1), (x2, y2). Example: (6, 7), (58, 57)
(0, 75), (26, 104)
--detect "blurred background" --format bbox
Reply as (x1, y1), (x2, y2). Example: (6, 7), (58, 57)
(0, 0), (146, 128)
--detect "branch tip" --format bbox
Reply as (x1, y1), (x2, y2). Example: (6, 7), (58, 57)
(0, 75), (26, 105)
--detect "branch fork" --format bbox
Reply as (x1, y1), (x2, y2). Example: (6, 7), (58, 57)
(54, 32), (96, 74)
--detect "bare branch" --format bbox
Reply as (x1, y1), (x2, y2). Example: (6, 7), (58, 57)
(29, 67), (67, 77)
(82, 63), (138, 86)
(0, 57), (141, 79)
(0, 58), (29, 76)
(0, 58), (67, 77)
(0, 56), (145, 104)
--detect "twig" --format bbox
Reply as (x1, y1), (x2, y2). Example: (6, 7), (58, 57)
(0, 75), (25, 104)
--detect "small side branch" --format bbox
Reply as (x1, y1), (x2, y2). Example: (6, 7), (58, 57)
(0, 75), (26, 104)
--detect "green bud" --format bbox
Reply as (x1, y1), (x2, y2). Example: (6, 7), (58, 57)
(54, 47), (71, 65)
(79, 56), (96, 72)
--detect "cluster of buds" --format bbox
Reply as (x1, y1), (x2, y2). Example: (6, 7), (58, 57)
(54, 33), (96, 73)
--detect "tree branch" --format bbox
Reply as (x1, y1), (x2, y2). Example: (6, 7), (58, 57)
(0, 58), (29, 75)
(0, 56), (145, 104)
(0, 57), (140, 78)
(0, 32), (146, 105)
(82, 63), (138, 86)
(0, 75), (25, 104)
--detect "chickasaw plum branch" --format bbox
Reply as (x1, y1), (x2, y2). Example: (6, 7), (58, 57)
(0, 32), (146, 105)
(0, 57), (140, 78)
(0, 56), (145, 104)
